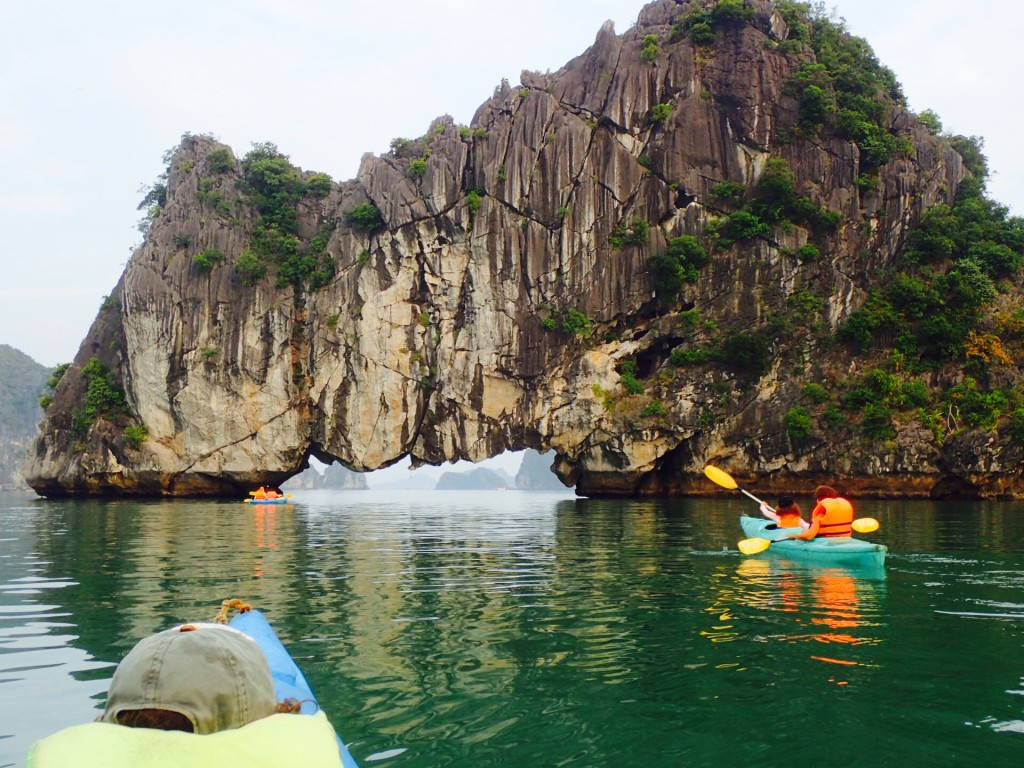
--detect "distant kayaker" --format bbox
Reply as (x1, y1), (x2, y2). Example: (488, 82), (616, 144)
(253, 486), (268, 500)
(759, 496), (809, 529)
(788, 485), (854, 540)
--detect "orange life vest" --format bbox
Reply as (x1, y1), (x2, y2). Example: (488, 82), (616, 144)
(814, 497), (854, 537)
(777, 510), (804, 529)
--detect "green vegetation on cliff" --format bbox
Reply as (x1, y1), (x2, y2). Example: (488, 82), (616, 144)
(831, 165), (1024, 443)
(141, 135), (340, 291)
(839, 173), (1022, 365)
(706, 157), (841, 250)
(647, 236), (711, 307)
(38, 363), (70, 411)
(643, 1), (1024, 450)
(773, 0), (908, 172)
(72, 357), (127, 436)
(240, 142), (336, 290)
(345, 203), (385, 232)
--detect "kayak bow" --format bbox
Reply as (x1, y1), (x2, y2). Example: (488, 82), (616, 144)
(230, 609), (360, 768)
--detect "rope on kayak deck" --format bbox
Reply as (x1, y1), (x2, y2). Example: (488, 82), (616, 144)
(277, 697), (303, 713)
(213, 598), (305, 714)
(214, 598), (252, 624)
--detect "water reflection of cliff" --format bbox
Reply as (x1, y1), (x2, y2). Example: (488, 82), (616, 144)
(29, 499), (358, 657)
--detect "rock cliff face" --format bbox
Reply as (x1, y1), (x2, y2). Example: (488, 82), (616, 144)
(281, 462), (368, 491)
(435, 468), (512, 491)
(24, 0), (1024, 498)
(0, 345), (49, 490)
(516, 449), (567, 491)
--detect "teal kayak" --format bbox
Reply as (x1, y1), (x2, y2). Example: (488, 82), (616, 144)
(739, 515), (887, 568)
(230, 609), (359, 768)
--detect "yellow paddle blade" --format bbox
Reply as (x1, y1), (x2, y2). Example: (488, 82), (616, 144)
(851, 517), (879, 533)
(704, 465), (738, 490)
(737, 537), (771, 555)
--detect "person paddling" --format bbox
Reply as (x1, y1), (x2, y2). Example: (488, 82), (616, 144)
(758, 495), (809, 530)
(789, 485), (854, 541)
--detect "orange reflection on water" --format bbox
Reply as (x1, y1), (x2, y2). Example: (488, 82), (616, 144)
(803, 570), (874, 683)
(811, 655), (858, 666)
(705, 557), (885, 685)
(252, 506), (280, 550)
(251, 505), (283, 578)
(800, 567), (882, 683)
(811, 571), (860, 629)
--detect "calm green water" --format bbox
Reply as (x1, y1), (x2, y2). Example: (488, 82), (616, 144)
(2, 490), (1023, 767)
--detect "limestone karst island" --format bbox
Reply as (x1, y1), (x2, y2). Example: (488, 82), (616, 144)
(22, 0), (1024, 499)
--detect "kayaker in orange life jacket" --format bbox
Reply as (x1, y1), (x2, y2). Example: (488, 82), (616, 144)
(758, 496), (809, 530)
(788, 485), (854, 540)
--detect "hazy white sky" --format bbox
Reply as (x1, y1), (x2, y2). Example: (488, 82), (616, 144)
(1, 0), (1020, 368)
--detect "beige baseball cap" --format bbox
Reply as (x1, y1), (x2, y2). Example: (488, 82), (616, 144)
(100, 622), (277, 734)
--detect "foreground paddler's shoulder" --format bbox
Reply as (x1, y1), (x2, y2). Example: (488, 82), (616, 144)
(29, 711), (344, 768)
